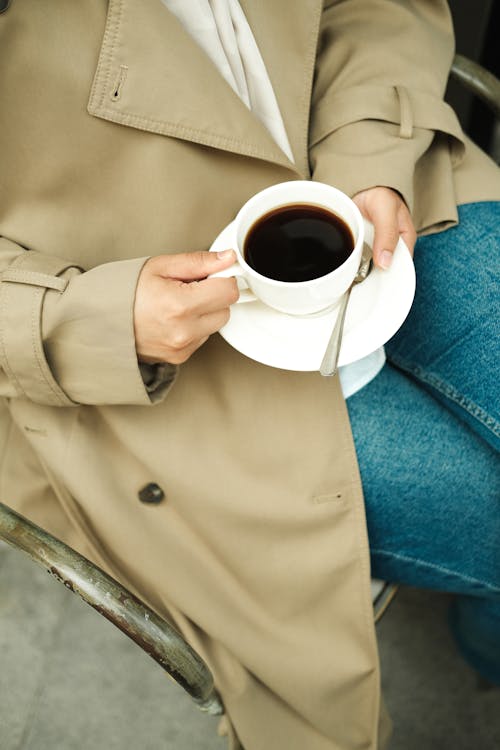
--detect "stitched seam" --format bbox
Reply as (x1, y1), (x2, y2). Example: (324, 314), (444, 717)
(371, 548), (500, 595)
(14, 253), (73, 405)
(2, 270), (68, 291)
(91, 0), (295, 169)
(299, 1), (322, 176)
(335, 375), (379, 704)
(92, 0), (273, 158)
(30, 288), (68, 406)
(94, 106), (289, 160)
(96, 0), (124, 111)
(395, 85), (413, 139)
(0, 411), (14, 501)
(0, 251), (72, 406)
(0, 254), (32, 397)
(7, 250), (80, 276)
(390, 356), (500, 439)
(0, 278), (24, 398)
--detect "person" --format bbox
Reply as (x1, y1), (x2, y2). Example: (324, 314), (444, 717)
(0, 1), (498, 747)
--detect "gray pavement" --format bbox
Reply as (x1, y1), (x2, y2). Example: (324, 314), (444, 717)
(1, 541), (499, 750)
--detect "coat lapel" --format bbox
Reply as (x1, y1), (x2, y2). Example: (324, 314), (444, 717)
(240, 0), (322, 176)
(88, 0), (321, 176)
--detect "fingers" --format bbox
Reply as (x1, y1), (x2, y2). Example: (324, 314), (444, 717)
(176, 275), (240, 315)
(352, 187), (417, 270)
(155, 307), (232, 365)
(148, 248), (236, 281)
(134, 251), (239, 365)
(371, 197), (400, 270)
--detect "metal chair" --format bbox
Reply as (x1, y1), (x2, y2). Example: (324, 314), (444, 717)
(451, 54), (500, 121)
(0, 501), (396, 719)
(0, 52), (498, 738)
(0, 501), (223, 717)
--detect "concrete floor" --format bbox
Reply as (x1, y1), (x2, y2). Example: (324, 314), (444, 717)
(1, 541), (499, 750)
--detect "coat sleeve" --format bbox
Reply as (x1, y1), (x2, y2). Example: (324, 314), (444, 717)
(0, 237), (177, 407)
(309, 0), (466, 216)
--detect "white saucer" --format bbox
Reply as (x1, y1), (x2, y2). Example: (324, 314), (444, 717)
(209, 220), (415, 371)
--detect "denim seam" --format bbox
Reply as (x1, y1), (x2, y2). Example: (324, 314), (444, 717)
(389, 356), (500, 439)
(371, 548), (500, 595)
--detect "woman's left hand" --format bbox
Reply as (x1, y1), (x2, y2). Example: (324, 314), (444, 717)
(352, 187), (416, 269)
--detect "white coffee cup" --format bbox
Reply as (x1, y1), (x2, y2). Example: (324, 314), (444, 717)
(211, 181), (364, 316)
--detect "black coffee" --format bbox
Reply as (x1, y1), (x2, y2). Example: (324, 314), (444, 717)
(243, 204), (354, 283)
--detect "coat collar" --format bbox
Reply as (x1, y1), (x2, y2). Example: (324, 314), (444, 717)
(87, 0), (322, 176)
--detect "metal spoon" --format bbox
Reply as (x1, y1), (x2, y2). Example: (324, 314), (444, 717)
(319, 246), (372, 377)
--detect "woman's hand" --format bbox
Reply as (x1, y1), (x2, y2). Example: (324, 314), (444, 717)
(134, 249), (239, 364)
(352, 187), (416, 269)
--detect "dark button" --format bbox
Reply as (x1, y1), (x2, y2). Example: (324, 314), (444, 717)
(138, 482), (165, 504)
(0, 0), (12, 14)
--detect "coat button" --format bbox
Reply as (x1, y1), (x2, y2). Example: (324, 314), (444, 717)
(138, 482), (165, 504)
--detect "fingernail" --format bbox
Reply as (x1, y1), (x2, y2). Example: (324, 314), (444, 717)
(216, 249), (234, 260)
(380, 250), (393, 269)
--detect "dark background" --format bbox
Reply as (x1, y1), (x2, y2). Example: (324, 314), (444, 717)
(447, 0), (499, 159)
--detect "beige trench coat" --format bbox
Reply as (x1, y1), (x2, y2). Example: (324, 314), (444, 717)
(0, 1), (499, 748)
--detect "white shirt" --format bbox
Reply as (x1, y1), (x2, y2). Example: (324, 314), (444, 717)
(161, 0), (294, 162)
(161, 0), (385, 397)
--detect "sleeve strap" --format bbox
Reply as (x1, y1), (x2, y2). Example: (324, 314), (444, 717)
(310, 84), (465, 166)
(0, 249), (83, 406)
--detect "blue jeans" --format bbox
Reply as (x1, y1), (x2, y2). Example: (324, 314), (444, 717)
(347, 202), (500, 685)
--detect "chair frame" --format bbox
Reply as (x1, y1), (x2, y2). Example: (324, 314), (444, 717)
(0, 501), (224, 716)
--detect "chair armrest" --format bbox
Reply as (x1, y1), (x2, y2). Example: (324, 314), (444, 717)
(451, 53), (500, 119)
(0, 501), (223, 715)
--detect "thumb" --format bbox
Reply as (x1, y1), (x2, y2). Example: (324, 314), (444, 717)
(370, 204), (400, 271)
(151, 249), (236, 281)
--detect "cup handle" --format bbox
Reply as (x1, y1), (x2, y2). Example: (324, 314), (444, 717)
(209, 263), (257, 304)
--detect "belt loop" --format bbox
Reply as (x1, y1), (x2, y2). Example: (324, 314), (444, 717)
(395, 86), (413, 139)
(1, 269), (69, 292)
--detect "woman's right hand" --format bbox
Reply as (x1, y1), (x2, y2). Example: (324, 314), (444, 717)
(133, 249), (239, 364)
